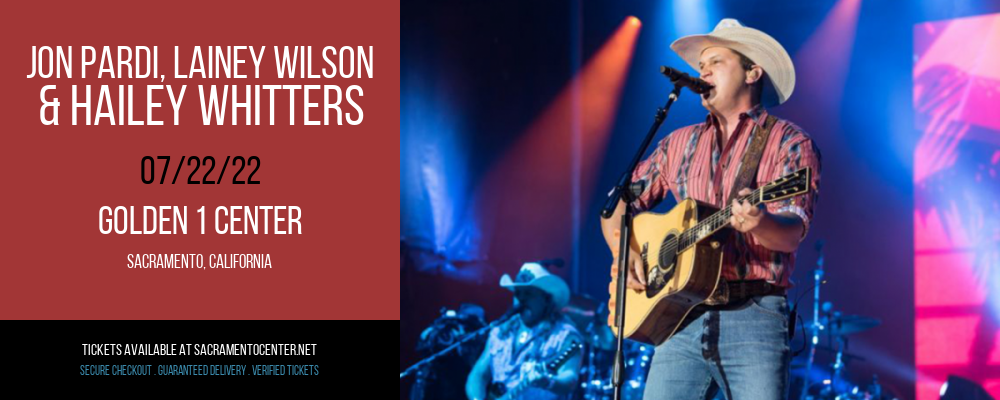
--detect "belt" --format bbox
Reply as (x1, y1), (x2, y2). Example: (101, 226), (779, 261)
(703, 279), (785, 306)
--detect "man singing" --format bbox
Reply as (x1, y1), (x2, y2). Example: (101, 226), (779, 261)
(602, 19), (822, 400)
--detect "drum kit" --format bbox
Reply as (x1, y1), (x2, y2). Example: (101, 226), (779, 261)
(793, 306), (890, 400)
(791, 240), (896, 400)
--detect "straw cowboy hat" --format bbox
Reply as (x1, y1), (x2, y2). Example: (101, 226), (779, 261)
(670, 18), (795, 106)
(500, 262), (570, 308)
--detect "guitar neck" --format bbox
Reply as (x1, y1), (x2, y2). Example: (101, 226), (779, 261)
(496, 341), (581, 400)
(675, 167), (812, 251)
(677, 187), (766, 252)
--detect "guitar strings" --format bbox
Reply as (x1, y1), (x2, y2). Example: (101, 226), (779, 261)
(658, 186), (763, 257)
(652, 168), (806, 261)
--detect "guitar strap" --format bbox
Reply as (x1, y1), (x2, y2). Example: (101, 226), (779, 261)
(727, 114), (778, 204)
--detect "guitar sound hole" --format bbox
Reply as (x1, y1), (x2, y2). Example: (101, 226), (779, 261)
(646, 233), (677, 298)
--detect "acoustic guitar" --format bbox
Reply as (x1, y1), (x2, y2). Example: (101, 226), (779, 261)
(614, 167), (812, 345)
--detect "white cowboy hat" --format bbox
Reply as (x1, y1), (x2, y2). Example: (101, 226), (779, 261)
(500, 262), (570, 308)
(670, 18), (795, 106)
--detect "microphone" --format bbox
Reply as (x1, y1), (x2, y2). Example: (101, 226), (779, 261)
(660, 66), (713, 95)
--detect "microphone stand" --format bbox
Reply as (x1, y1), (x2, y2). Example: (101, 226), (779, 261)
(399, 308), (518, 380)
(601, 83), (683, 400)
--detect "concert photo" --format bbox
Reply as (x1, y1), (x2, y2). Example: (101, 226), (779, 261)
(400, 1), (1000, 399)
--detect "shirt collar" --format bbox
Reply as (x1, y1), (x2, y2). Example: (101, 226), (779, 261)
(704, 104), (768, 129)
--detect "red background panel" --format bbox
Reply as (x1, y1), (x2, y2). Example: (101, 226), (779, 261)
(0, 1), (399, 319)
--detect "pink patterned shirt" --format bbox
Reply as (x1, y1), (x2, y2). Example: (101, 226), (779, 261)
(630, 105), (821, 288)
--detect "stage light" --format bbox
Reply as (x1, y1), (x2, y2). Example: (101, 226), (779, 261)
(790, 0), (862, 120)
(669, 0), (715, 37)
(477, 16), (641, 271)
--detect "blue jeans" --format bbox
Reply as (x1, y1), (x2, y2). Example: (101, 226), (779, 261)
(642, 295), (791, 400)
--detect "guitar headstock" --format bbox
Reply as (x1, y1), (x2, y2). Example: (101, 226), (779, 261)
(759, 167), (811, 203)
